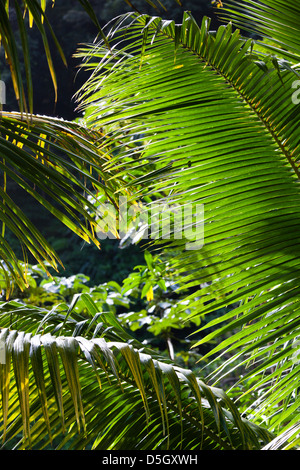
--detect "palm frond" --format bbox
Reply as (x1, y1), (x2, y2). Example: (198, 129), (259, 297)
(262, 422), (300, 450)
(0, 0), (67, 112)
(0, 296), (272, 450)
(221, 0), (300, 64)
(0, 0), (113, 111)
(0, 0), (181, 112)
(74, 11), (300, 434)
(0, 111), (124, 293)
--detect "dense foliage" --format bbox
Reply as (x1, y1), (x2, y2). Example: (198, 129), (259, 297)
(1, 0), (300, 451)
(1, 0), (217, 284)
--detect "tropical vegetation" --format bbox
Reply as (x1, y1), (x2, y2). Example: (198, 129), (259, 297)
(0, 0), (300, 450)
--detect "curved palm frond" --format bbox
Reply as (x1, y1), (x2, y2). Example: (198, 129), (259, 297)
(0, 0), (113, 112)
(0, 296), (272, 450)
(0, 111), (125, 294)
(0, 0), (182, 113)
(220, 0), (300, 64)
(0, 1), (178, 293)
(262, 422), (300, 450)
(0, 0), (66, 112)
(74, 11), (300, 437)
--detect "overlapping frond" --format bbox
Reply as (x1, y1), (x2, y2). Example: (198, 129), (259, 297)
(0, 111), (123, 293)
(1, 0), (300, 449)
(0, 296), (272, 450)
(221, 0), (300, 64)
(0, 0), (182, 112)
(75, 11), (300, 436)
(0, 0), (111, 111)
(0, 0), (66, 112)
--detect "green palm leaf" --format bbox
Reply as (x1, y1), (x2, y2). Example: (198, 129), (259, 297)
(0, 0), (181, 112)
(0, 297), (272, 450)
(0, 0), (115, 111)
(221, 0), (300, 64)
(0, 0), (66, 112)
(74, 10), (300, 439)
(0, 111), (124, 292)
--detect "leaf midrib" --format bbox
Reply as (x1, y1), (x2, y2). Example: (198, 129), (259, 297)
(154, 20), (300, 181)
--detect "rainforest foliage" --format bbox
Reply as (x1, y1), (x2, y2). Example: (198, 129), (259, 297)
(0, 0), (300, 451)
